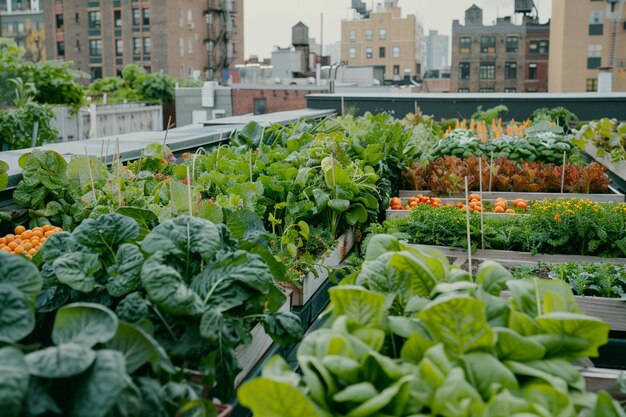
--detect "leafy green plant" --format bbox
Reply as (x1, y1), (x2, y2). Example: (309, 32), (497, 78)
(471, 105), (509, 124)
(0, 251), (218, 417)
(239, 235), (623, 417)
(531, 106), (579, 131)
(512, 262), (626, 298)
(573, 118), (626, 163)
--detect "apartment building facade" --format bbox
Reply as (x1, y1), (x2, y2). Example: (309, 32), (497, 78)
(451, 5), (550, 93)
(0, 0), (45, 61)
(549, 0), (626, 92)
(341, 0), (424, 81)
(43, 0), (243, 81)
(424, 30), (449, 72)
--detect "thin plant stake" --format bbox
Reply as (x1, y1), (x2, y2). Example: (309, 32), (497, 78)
(105, 138), (110, 166)
(249, 149), (253, 182)
(116, 138), (122, 207)
(99, 140), (105, 164)
(84, 146), (96, 200)
(186, 165), (193, 217)
(488, 150), (494, 192)
(560, 151), (566, 194)
(414, 101), (418, 117)
(162, 115), (172, 149)
(478, 157), (485, 250)
(215, 142), (221, 170)
(464, 176), (473, 279)
(341, 96), (345, 116)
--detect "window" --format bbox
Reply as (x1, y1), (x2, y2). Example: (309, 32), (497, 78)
(459, 36), (471, 53)
(115, 39), (123, 56)
(75, 40), (81, 52)
(379, 28), (387, 40)
(479, 62), (495, 79)
(459, 62), (470, 79)
(57, 41), (65, 56)
(90, 67), (102, 80)
(529, 40), (549, 55)
(392, 46), (400, 58)
(393, 65), (400, 75)
(187, 38), (193, 56)
(348, 47), (356, 59)
(458, 88), (470, 93)
(505, 36), (518, 53)
(479, 88), (495, 93)
(349, 29), (356, 42)
(528, 63), (537, 80)
(142, 8), (150, 25)
(132, 8), (140, 26)
(253, 98), (267, 115)
(379, 47), (386, 58)
(589, 10), (603, 35)
(114, 10), (122, 28)
(187, 9), (192, 26)
(586, 78), (598, 92)
(179, 8), (184, 27)
(504, 88), (517, 93)
(366, 47), (373, 59)
(588, 44), (602, 68)
(88, 11), (101, 29)
(133, 37), (141, 55)
(365, 29), (373, 40)
(143, 37), (151, 55)
(89, 39), (102, 56)
(179, 38), (184, 56)
(480, 36), (496, 53)
(17, 22), (24, 34)
(504, 62), (517, 79)
(56, 14), (64, 29)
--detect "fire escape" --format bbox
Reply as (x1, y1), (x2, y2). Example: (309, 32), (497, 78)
(204, 0), (237, 83)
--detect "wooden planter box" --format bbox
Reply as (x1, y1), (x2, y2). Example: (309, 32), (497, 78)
(585, 143), (626, 183)
(582, 367), (626, 401)
(386, 208), (526, 219)
(286, 230), (355, 307)
(234, 291), (292, 386)
(398, 189), (625, 203)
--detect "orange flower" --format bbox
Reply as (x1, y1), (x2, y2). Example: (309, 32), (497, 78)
(554, 214), (562, 223)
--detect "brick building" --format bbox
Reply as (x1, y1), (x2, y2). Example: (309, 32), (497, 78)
(0, 0), (45, 61)
(451, 5), (550, 93)
(341, 0), (424, 81)
(43, 0), (243, 81)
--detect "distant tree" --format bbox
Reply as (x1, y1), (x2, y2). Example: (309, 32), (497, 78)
(138, 73), (176, 103)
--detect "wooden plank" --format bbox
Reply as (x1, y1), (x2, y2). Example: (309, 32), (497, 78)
(399, 189), (625, 202)
(386, 209), (526, 219)
(585, 143), (626, 183)
(407, 244), (626, 266)
(582, 367), (626, 400)
(234, 292), (291, 386)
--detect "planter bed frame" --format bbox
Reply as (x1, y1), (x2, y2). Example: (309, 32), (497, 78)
(398, 189), (625, 203)
(585, 143), (626, 184)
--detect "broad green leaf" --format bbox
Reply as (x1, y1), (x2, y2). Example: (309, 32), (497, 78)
(507, 279), (581, 317)
(263, 312), (303, 346)
(476, 260), (512, 295)
(536, 312), (609, 358)
(495, 328), (546, 361)
(141, 253), (204, 316)
(225, 209), (265, 240)
(329, 286), (386, 327)
(261, 356), (301, 387)
(333, 382), (378, 403)
(0, 286), (35, 342)
(461, 352), (519, 400)
(102, 321), (165, 374)
(52, 303), (119, 347)
(322, 355), (361, 383)
(505, 361), (568, 393)
(25, 343), (96, 378)
(0, 251), (43, 303)
(238, 121), (264, 147)
(0, 347), (29, 417)
(345, 375), (413, 417)
(345, 203), (368, 225)
(106, 243), (144, 297)
(52, 252), (100, 293)
(400, 331), (435, 364)
(176, 399), (218, 417)
(22, 378), (61, 417)
(588, 391), (626, 417)
(238, 378), (324, 417)
(486, 390), (534, 416)
(364, 234), (404, 261)
(329, 199), (350, 212)
(432, 368), (483, 416)
(419, 296), (494, 355)
(142, 216), (220, 261)
(521, 382), (575, 417)
(36, 232), (81, 264)
(69, 350), (128, 417)
(73, 213), (140, 251)
(115, 207), (158, 240)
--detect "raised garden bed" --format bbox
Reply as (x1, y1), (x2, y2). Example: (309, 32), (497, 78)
(585, 142), (626, 183)
(399, 189), (625, 203)
(285, 230), (355, 307)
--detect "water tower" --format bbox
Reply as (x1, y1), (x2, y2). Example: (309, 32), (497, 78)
(292, 22), (310, 73)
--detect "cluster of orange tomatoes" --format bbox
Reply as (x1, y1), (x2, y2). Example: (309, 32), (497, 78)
(0, 225), (63, 259)
(389, 194), (529, 214)
(390, 195), (443, 210)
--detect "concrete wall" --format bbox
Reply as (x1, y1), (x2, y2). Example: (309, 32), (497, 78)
(232, 85), (328, 116)
(51, 103), (162, 142)
(175, 87), (233, 127)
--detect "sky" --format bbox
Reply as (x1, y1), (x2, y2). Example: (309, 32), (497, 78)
(243, 0), (552, 59)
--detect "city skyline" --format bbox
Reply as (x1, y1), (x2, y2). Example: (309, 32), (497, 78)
(243, 0), (552, 59)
